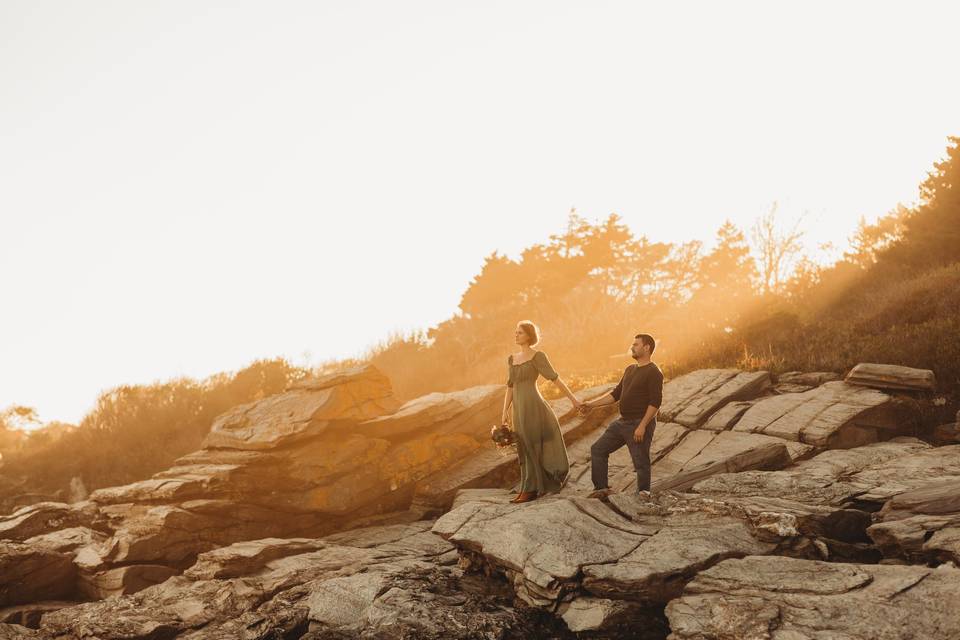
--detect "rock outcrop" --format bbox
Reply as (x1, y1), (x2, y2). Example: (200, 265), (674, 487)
(2, 361), (951, 639)
(731, 381), (918, 447)
(659, 370), (772, 427)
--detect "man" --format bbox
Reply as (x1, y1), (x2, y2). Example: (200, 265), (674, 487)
(579, 333), (663, 498)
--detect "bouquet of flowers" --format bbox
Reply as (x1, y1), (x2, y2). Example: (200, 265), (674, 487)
(490, 423), (517, 456)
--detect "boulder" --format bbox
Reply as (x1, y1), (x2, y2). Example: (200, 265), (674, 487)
(0, 542), (75, 606)
(845, 362), (937, 392)
(203, 365), (399, 450)
(732, 381), (917, 447)
(358, 385), (502, 440)
(665, 556), (960, 640)
(660, 370), (772, 427)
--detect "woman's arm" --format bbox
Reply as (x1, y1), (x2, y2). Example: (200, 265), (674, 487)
(552, 377), (581, 409)
(501, 386), (513, 425)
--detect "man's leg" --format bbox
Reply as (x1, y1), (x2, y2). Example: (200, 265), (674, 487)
(625, 419), (657, 492)
(590, 418), (628, 491)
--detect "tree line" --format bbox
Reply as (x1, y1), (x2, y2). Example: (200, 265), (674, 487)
(2, 137), (957, 504)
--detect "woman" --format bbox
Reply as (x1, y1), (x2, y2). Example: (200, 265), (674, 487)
(500, 321), (581, 503)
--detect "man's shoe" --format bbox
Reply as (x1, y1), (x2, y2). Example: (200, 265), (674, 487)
(510, 491), (538, 503)
(587, 488), (614, 500)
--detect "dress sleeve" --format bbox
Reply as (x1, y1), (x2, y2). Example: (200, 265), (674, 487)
(533, 351), (559, 381)
(506, 356), (514, 388)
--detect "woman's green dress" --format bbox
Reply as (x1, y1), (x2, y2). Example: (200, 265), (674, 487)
(507, 351), (570, 494)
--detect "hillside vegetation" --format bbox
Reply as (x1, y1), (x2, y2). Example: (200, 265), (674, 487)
(1, 137), (957, 504)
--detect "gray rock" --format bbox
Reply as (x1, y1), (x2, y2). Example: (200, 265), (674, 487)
(733, 381), (917, 447)
(665, 556), (960, 640)
(660, 370), (772, 427)
(701, 400), (756, 431)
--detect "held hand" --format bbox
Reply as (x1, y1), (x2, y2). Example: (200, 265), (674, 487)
(633, 425), (646, 443)
(577, 402), (591, 416)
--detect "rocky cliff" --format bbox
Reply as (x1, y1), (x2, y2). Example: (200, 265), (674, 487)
(1, 362), (956, 639)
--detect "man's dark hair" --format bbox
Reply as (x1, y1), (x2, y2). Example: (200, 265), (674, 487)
(635, 333), (656, 354)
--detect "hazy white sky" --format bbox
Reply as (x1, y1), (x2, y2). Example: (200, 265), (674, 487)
(2, 1), (958, 425)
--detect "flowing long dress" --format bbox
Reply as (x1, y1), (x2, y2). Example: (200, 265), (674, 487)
(507, 351), (570, 494)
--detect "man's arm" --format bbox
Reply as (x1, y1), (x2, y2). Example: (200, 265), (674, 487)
(632, 404), (659, 442)
(581, 390), (617, 410)
(633, 369), (663, 441)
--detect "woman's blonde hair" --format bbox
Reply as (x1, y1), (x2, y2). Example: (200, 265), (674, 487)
(517, 320), (540, 346)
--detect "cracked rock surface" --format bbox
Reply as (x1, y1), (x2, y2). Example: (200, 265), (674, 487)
(665, 556), (960, 640)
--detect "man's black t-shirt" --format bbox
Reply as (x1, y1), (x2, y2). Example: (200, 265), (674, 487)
(610, 362), (664, 420)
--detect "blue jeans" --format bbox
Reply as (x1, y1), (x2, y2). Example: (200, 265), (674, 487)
(590, 417), (657, 492)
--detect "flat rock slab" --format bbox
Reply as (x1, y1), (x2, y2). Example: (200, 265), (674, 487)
(184, 537), (327, 580)
(701, 401), (756, 431)
(650, 433), (795, 493)
(582, 519), (773, 604)
(692, 438), (946, 508)
(845, 362), (937, 392)
(732, 381), (916, 447)
(660, 370), (771, 427)
(433, 490), (856, 612)
(433, 495), (647, 606)
(666, 556), (960, 640)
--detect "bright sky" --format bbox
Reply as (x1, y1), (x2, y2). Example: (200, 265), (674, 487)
(2, 1), (958, 425)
